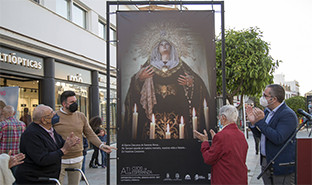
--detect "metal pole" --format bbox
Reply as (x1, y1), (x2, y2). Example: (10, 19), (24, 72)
(107, 1), (224, 6)
(242, 96), (247, 138)
(106, 2), (111, 185)
(220, 1), (226, 105)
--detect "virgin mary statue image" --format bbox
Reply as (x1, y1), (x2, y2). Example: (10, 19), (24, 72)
(123, 26), (210, 140)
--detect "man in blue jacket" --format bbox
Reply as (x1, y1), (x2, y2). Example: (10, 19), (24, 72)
(246, 84), (297, 185)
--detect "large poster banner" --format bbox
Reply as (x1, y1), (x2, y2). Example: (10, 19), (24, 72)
(117, 11), (216, 184)
(0, 87), (19, 119)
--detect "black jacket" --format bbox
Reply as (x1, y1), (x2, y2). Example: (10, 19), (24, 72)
(15, 122), (65, 184)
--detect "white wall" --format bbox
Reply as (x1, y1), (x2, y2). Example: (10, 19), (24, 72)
(0, 0), (118, 67)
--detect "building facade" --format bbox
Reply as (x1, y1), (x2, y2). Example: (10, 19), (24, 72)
(274, 74), (300, 99)
(0, 0), (134, 143)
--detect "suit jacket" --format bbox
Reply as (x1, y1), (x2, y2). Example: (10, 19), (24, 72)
(250, 102), (297, 175)
(201, 123), (248, 185)
(15, 122), (65, 184)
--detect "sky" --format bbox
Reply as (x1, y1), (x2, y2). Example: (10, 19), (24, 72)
(188, 0), (312, 95)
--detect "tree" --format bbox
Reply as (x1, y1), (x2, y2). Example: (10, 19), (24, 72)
(216, 27), (280, 108)
(285, 96), (307, 118)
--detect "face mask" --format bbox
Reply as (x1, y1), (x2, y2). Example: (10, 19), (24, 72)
(51, 113), (60, 125)
(218, 119), (223, 129)
(259, 96), (271, 107)
(68, 102), (78, 113)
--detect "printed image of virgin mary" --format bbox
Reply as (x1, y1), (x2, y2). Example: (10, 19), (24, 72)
(123, 38), (209, 140)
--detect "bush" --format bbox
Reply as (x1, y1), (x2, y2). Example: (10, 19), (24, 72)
(285, 96), (307, 118)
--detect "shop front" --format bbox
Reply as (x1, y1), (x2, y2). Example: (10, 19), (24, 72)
(1, 46), (117, 140)
(0, 46), (95, 122)
(0, 46), (43, 121)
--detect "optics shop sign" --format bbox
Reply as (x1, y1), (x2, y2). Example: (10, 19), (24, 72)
(0, 47), (44, 76)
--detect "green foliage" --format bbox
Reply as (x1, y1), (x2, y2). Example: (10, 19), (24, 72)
(216, 27), (280, 106)
(285, 96), (307, 118)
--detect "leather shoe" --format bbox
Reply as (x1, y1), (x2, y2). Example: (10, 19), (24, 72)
(89, 163), (98, 168)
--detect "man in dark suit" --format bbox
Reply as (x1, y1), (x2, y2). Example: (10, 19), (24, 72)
(15, 104), (79, 184)
(247, 84), (297, 185)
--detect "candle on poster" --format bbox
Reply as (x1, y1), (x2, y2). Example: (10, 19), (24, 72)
(179, 116), (184, 139)
(165, 124), (170, 139)
(132, 104), (138, 139)
(150, 114), (155, 139)
(192, 108), (198, 138)
(204, 99), (209, 130)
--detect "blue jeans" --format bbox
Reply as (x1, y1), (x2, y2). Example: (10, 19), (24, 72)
(100, 150), (107, 166)
(82, 155), (86, 173)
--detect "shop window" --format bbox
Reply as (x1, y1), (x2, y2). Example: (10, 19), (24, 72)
(0, 77), (39, 123)
(55, 81), (89, 119)
(99, 87), (117, 144)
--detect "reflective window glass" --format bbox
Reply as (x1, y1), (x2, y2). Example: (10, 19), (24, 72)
(98, 21), (106, 39)
(99, 85), (117, 144)
(72, 3), (86, 28)
(110, 28), (116, 43)
(0, 77), (39, 125)
(56, 0), (69, 19)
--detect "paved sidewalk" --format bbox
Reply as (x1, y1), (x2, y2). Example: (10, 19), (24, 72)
(78, 145), (117, 185)
(246, 131), (264, 185)
(70, 129), (311, 185)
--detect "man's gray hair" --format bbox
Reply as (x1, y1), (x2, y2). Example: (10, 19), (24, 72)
(219, 105), (238, 123)
(33, 104), (47, 122)
(3, 105), (15, 116)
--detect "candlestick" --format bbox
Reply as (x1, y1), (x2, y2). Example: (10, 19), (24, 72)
(192, 108), (198, 139)
(204, 99), (209, 130)
(132, 104), (138, 139)
(149, 114), (155, 139)
(179, 116), (185, 139)
(165, 124), (170, 139)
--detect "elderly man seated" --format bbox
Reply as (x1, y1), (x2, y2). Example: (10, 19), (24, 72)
(15, 104), (80, 184)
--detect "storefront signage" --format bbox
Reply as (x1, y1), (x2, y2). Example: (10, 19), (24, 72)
(0, 52), (42, 69)
(55, 62), (91, 85)
(67, 73), (83, 83)
(0, 47), (44, 76)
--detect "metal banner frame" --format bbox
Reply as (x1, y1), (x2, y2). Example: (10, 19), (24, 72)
(106, 1), (226, 184)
